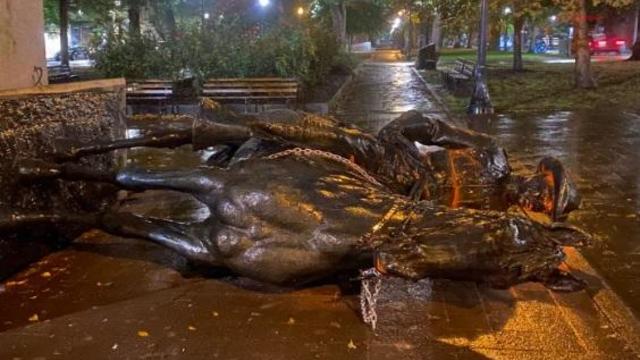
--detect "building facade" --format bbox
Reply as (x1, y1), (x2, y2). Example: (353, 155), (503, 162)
(0, 0), (47, 91)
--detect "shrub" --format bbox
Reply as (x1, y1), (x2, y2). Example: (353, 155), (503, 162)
(93, 16), (355, 88)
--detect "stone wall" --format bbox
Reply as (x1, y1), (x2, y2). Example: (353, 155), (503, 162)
(0, 0), (48, 91)
(0, 81), (126, 279)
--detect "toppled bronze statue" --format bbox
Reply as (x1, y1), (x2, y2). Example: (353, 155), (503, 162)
(51, 101), (580, 221)
(1, 103), (590, 292)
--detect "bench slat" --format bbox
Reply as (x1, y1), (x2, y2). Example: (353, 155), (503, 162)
(202, 88), (298, 94)
(202, 95), (297, 100)
(203, 83), (298, 89)
(127, 78), (299, 105)
(206, 77), (297, 82)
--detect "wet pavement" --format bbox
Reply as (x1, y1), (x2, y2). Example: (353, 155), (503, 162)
(479, 110), (640, 318)
(2, 50), (640, 359)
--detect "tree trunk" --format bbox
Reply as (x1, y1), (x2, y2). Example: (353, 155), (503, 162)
(330, 1), (347, 49)
(513, 15), (524, 71)
(128, 0), (142, 36)
(629, 3), (640, 61)
(528, 25), (538, 53)
(59, 0), (69, 66)
(489, 23), (500, 51)
(164, 4), (177, 40)
(406, 9), (414, 56)
(574, 0), (595, 88)
(466, 25), (474, 48)
(430, 12), (441, 50)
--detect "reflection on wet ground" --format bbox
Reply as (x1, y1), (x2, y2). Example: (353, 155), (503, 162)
(480, 110), (640, 317)
(333, 61), (447, 132)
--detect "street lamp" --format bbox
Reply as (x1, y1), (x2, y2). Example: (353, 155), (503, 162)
(468, 0), (494, 115)
(258, 0), (270, 7)
(391, 17), (402, 32)
(297, 6), (304, 16)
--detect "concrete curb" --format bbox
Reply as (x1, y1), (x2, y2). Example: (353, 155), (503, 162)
(410, 66), (464, 127)
(328, 64), (362, 114)
(564, 247), (640, 357)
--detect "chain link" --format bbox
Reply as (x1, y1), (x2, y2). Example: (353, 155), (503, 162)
(265, 147), (383, 187)
(360, 268), (382, 331)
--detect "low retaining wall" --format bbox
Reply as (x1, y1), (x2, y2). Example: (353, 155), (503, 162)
(0, 79), (126, 279)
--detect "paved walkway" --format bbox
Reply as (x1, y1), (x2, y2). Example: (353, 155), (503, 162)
(333, 49), (455, 133)
(2, 51), (640, 359)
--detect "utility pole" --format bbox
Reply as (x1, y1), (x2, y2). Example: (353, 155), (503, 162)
(468, 0), (494, 115)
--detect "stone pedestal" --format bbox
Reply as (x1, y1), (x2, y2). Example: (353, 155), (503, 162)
(0, 79), (126, 279)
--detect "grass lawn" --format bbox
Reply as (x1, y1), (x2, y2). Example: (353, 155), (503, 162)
(424, 49), (640, 115)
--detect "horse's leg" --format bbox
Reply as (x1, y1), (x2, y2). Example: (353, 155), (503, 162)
(17, 160), (224, 195)
(0, 211), (218, 265)
(52, 129), (193, 161)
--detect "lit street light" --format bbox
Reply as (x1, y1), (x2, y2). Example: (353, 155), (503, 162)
(258, 0), (270, 7)
(391, 17), (401, 32)
(297, 6), (304, 16)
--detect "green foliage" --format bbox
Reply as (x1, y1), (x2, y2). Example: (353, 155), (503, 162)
(346, 0), (390, 36)
(93, 16), (350, 87)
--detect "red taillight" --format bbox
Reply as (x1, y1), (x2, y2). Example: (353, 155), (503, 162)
(616, 40), (625, 46)
(597, 41), (607, 48)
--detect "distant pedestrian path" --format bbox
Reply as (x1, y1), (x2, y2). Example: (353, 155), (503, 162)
(332, 50), (448, 133)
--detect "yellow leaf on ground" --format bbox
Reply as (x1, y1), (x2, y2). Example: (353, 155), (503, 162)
(41, 272), (51, 278)
(347, 340), (357, 349)
(287, 317), (296, 325)
(28, 314), (39, 322)
(137, 330), (150, 337)
(188, 325), (197, 331)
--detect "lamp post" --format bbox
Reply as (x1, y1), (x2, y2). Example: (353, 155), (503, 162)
(468, 0), (494, 115)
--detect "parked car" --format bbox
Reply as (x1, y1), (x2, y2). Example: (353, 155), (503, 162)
(589, 34), (626, 55)
(52, 47), (92, 61)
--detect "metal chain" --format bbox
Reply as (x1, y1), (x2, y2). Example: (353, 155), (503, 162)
(265, 147), (383, 187)
(360, 268), (382, 331)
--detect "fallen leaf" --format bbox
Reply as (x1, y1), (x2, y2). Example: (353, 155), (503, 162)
(287, 317), (296, 325)
(112, 343), (119, 350)
(28, 314), (39, 322)
(41, 272), (52, 278)
(137, 330), (150, 337)
(347, 340), (357, 349)
(329, 321), (341, 329)
(212, 311), (219, 317)
(188, 325), (197, 331)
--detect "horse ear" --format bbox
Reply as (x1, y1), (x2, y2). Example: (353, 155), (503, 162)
(537, 157), (581, 221)
(548, 222), (592, 247)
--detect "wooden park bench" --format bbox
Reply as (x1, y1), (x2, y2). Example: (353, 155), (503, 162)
(202, 77), (299, 113)
(126, 79), (174, 104)
(126, 79), (175, 112)
(47, 65), (77, 84)
(441, 59), (475, 96)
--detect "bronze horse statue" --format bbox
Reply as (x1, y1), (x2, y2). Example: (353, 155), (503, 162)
(2, 105), (589, 291)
